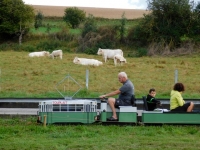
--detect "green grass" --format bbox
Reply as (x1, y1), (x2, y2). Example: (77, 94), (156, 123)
(30, 27), (61, 34)
(43, 18), (65, 26)
(30, 27), (81, 35)
(69, 28), (82, 34)
(0, 118), (200, 150)
(1, 51), (200, 98)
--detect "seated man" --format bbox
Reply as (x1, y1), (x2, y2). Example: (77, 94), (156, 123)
(146, 88), (161, 111)
(99, 72), (134, 121)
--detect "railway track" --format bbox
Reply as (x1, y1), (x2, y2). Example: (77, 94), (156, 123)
(0, 98), (200, 117)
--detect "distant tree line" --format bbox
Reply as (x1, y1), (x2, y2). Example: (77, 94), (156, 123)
(0, 0), (200, 56)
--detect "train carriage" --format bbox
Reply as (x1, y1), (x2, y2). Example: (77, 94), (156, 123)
(37, 99), (138, 124)
(37, 98), (200, 125)
(38, 99), (97, 124)
(142, 111), (200, 125)
(141, 96), (200, 125)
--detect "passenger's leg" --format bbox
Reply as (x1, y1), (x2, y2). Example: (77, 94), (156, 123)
(108, 98), (117, 119)
(187, 102), (194, 112)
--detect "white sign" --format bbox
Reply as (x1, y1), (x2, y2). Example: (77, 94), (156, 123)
(53, 101), (67, 104)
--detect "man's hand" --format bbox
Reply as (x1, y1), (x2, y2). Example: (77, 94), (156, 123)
(99, 95), (106, 99)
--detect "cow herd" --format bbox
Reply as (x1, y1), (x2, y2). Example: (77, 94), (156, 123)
(28, 48), (126, 66)
(28, 50), (63, 59)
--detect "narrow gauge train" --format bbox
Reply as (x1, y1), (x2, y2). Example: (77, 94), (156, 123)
(37, 97), (200, 125)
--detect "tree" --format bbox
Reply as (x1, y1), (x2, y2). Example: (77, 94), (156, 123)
(129, 0), (197, 52)
(119, 12), (127, 43)
(46, 23), (51, 34)
(34, 11), (44, 30)
(190, 1), (200, 36)
(81, 14), (97, 37)
(147, 0), (193, 46)
(63, 7), (86, 28)
(0, 0), (35, 44)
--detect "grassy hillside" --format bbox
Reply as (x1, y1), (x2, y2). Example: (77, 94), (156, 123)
(1, 51), (200, 98)
(1, 6), (200, 99)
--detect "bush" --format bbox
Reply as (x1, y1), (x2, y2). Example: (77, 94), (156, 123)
(0, 43), (10, 51)
(63, 7), (86, 28)
(48, 28), (75, 42)
(126, 16), (150, 47)
(22, 45), (35, 52)
(135, 48), (148, 57)
(77, 25), (118, 54)
(81, 14), (97, 37)
(12, 44), (21, 51)
(84, 48), (97, 55)
(36, 40), (62, 51)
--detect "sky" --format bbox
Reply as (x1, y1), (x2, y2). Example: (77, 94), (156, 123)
(23, 0), (199, 10)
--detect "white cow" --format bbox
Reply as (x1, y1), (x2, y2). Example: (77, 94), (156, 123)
(114, 54), (127, 66)
(50, 50), (63, 59)
(73, 57), (103, 66)
(28, 51), (50, 57)
(97, 48), (123, 63)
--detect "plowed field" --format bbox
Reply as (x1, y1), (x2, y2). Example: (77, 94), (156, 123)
(31, 5), (150, 19)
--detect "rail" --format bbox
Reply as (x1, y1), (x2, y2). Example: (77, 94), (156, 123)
(0, 98), (200, 116)
(0, 98), (200, 103)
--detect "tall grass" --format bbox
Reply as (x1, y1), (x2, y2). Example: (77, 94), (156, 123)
(1, 51), (200, 98)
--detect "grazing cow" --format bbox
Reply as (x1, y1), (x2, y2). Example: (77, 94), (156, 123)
(50, 50), (63, 59)
(28, 51), (50, 57)
(73, 57), (103, 66)
(114, 54), (127, 66)
(97, 48), (123, 63)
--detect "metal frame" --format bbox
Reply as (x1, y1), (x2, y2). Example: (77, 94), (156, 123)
(55, 74), (82, 100)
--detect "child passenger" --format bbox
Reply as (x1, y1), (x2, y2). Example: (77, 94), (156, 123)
(146, 88), (161, 111)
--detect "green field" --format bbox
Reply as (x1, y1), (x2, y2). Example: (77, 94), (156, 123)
(29, 18), (140, 34)
(1, 51), (200, 98)
(1, 118), (200, 150)
(1, 18), (200, 98)
(30, 27), (61, 34)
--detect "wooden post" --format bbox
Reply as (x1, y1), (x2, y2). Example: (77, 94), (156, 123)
(43, 115), (47, 127)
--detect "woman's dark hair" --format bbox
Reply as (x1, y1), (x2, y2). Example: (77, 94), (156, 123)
(173, 83), (185, 92)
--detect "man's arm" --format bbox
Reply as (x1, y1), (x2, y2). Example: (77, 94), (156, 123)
(99, 89), (121, 98)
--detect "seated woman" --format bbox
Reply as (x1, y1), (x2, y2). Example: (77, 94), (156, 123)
(170, 83), (194, 112)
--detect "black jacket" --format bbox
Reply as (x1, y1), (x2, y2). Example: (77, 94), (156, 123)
(146, 95), (160, 111)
